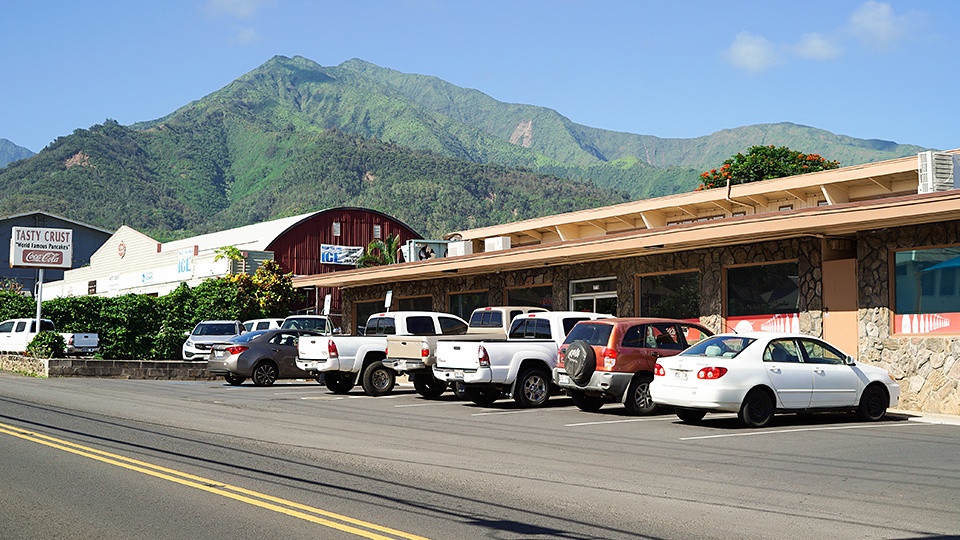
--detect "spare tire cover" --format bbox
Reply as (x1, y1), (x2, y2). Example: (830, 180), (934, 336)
(564, 340), (596, 386)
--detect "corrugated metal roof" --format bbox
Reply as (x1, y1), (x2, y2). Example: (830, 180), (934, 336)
(162, 212), (318, 253)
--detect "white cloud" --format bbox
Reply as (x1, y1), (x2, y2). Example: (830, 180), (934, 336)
(725, 32), (782, 73)
(848, 1), (907, 50)
(206, 0), (267, 19)
(233, 27), (261, 44)
(794, 33), (842, 60)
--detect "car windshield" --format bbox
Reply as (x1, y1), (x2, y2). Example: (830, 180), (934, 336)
(680, 336), (755, 358)
(563, 323), (612, 347)
(194, 323), (238, 336)
(228, 331), (268, 343)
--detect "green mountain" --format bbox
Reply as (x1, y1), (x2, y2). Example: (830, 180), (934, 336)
(0, 139), (35, 169)
(0, 55), (931, 240)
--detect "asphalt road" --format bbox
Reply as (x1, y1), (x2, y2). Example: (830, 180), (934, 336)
(1, 373), (958, 540)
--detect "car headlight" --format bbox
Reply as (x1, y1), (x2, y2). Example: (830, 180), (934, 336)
(185, 340), (193, 347)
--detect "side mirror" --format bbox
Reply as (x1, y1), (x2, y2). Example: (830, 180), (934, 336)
(845, 355), (856, 366)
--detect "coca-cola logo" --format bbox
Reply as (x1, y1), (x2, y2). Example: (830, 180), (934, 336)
(118, 242), (127, 258)
(23, 250), (64, 265)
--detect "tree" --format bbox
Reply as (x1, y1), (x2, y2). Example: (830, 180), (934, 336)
(356, 234), (403, 268)
(698, 145), (840, 190)
(251, 260), (299, 316)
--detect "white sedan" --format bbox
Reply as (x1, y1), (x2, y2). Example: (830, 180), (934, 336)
(651, 332), (900, 427)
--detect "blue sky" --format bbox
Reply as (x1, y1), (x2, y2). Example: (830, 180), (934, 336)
(2, 0), (957, 154)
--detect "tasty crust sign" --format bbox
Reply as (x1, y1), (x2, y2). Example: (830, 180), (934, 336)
(9, 227), (73, 269)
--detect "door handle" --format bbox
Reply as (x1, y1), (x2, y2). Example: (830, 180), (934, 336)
(814, 368), (825, 374)
(769, 367), (781, 373)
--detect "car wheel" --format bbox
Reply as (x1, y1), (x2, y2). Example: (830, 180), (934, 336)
(324, 372), (354, 394)
(675, 408), (707, 424)
(564, 340), (596, 386)
(464, 386), (500, 406)
(224, 373), (246, 386)
(251, 361), (278, 387)
(624, 374), (657, 415)
(570, 390), (604, 412)
(361, 361), (395, 396)
(451, 382), (467, 399)
(738, 388), (775, 428)
(857, 384), (888, 421)
(413, 374), (447, 399)
(514, 368), (551, 408)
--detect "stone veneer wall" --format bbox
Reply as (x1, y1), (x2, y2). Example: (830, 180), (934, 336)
(858, 220), (960, 414)
(343, 237), (823, 338)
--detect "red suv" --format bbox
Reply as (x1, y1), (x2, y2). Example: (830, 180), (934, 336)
(554, 318), (712, 414)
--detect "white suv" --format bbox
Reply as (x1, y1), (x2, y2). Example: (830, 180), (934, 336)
(182, 320), (243, 361)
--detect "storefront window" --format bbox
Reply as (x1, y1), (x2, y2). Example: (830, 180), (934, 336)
(726, 262), (799, 333)
(638, 271), (700, 320)
(894, 246), (960, 334)
(570, 278), (617, 315)
(506, 285), (553, 309)
(449, 291), (489, 319)
(398, 296), (432, 311)
(354, 300), (384, 334)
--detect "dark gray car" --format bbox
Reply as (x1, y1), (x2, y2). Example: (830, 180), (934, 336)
(208, 329), (323, 386)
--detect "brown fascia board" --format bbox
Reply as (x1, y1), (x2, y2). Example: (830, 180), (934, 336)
(292, 190), (960, 290)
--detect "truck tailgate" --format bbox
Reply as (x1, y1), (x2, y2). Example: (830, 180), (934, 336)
(386, 336), (427, 360)
(435, 340), (484, 369)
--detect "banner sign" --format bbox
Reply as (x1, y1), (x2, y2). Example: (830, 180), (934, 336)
(320, 244), (363, 265)
(9, 227), (73, 269)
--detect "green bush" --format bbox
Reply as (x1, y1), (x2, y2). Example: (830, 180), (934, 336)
(0, 291), (34, 321)
(27, 331), (65, 359)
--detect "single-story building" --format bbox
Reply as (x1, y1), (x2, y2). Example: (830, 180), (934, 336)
(291, 151), (960, 415)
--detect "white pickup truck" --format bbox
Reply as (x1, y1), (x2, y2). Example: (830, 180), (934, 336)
(383, 306), (546, 398)
(297, 311), (463, 397)
(0, 318), (100, 355)
(433, 311), (612, 407)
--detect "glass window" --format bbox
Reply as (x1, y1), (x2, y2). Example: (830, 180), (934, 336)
(469, 310), (503, 328)
(508, 318), (552, 339)
(564, 323), (613, 347)
(365, 316), (397, 336)
(405, 316), (436, 336)
(798, 339), (845, 364)
(506, 285), (553, 309)
(398, 296), (432, 311)
(648, 323), (682, 350)
(561, 317), (591, 336)
(0, 321), (14, 332)
(763, 339), (802, 363)
(681, 336), (755, 358)
(571, 278), (616, 295)
(727, 262), (799, 316)
(449, 291), (489, 320)
(621, 325), (644, 348)
(15, 322), (26, 332)
(896, 247), (960, 314)
(439, 317), (468, 335)
(354, 300), (383, 334)
(639, 272), (700, 319)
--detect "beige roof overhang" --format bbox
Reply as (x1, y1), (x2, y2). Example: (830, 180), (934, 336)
(292, 190), (960, 290)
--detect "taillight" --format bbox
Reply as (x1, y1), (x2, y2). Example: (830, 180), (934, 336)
(421, 345), (430, 358)
(68, 336), (75, 345)
(697, 367), (728, 379)
(601, 347), (617, 370)
(478, 345), (490, 367)
(328, 339), (339, 358)
(654, 363), (665, 376)
(557, 348), (566, 368)
(225, 345), (249, 355)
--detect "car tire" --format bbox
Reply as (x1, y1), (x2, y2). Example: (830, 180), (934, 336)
(738, 388), (775, 428)
(451, 382), (467, 399)
(675, 408), (707, 423)
(624, 374), (657, 415)
(224, 373), (246, 386)
(857, 384), (888, 421)
(514, 367), (551, 408)
(251, 361), (278, 387)
(564, 340), (596, 386)
(361, 361), (395, 396)
(324, 372), (354, 394)
(464, 386), (500, 406)
(570, 390), (604, 412)
(413, 374), (447, 399)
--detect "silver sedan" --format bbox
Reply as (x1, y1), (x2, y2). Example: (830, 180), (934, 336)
(208, 329), (324, 386)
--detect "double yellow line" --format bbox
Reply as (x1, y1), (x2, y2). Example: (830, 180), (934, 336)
(0, 421), (429, 540)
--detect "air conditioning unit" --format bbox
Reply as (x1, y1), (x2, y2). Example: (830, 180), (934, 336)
(918, 151), (959, 194)
(447, 241), (474, 257)
(484, 236), (512, 252)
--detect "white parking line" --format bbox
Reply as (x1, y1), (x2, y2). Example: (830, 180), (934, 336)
(679, 421), (927, 440)
(394, 401), (465, 408)
(565, 417), (677, 427)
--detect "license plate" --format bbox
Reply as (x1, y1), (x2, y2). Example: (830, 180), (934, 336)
(559, 374), (570, 385)
(454, 370), (464, 379)
(675, 372), (688, 381)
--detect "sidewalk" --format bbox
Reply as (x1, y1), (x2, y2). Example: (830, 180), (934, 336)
(889, 409), (960, 426)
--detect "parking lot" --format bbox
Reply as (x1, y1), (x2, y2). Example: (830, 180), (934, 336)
(3, 373), (959, 539)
